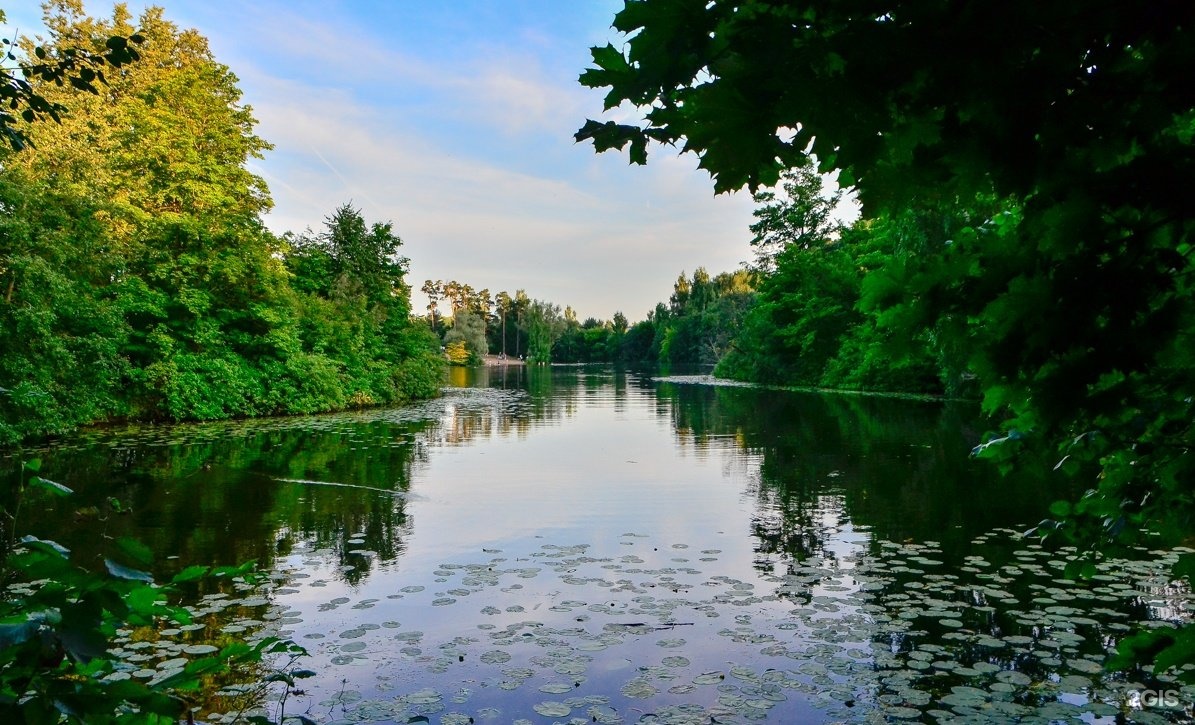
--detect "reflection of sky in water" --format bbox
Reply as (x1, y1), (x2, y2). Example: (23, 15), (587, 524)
(13, 367), (1195, 723)
(407, 382), (761, 566)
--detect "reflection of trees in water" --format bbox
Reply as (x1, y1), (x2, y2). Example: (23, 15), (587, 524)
(8, 416), (435, 587)
(436, 365), (615, 443)
(7, 366), (626, 589)
(654, 382), (1073, 567)
(9, 369), (1079, 591)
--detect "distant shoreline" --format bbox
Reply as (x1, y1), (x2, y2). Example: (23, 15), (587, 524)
(483, 354), (525, 367)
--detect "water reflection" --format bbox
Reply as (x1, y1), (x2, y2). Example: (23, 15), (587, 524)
(8, 409), (443, 587)
(2, 366), (1190, 723)
(655, 379), (1067, 560)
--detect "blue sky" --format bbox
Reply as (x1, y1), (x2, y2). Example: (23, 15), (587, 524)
(9, 1), (769, 321)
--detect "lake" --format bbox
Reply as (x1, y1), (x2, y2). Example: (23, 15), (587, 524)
(8, 365), (1194, 723)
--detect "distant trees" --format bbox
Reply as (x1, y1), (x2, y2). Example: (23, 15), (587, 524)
(493, 291), (513, 357)
(621, 268), (755, 368)
(416, 280), (642, 365)
(442, 310), (487, 365)
(525, 300), (563, 364)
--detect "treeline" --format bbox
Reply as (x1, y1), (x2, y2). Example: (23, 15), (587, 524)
(421, 164), (969, 399)
(626, 163), (969, 397)
(417, 162), (966, 395)
(421, 281), (630, 365)
(0, 4), (443, 444)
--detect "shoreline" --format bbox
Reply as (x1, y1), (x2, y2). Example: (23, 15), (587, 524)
(482, 354), (525, 367)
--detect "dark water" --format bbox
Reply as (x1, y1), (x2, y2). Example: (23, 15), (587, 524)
(5, 366), (1192, 723)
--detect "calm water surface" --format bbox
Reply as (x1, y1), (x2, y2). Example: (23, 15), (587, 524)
(9, 366), (1193, 723)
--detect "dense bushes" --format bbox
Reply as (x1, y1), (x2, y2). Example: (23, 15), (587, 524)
(0, 195), (445, 444)
(0, 6), (443, 444)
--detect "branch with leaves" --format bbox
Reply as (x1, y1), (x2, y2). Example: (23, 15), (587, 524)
(0, 24), (144, 150)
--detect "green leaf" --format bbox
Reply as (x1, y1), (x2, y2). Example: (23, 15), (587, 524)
(218, 641), (255, 661)
(590, 44), (630, 73)
(629, 134), (648, 165)
(1048, 500), (1072, 517)
(57, 616), (109, 661)
(104, 559), (153, 583)
(19, 535), (70, 558)
(114, 537), (153, 568)
(1173, 553), (1195, 582)
(154, 675), (201, 693)
(125, 584), (163, 617)
(170, 565), (209, 583)
(29, 477), (73, 497)
(182, 656), (227, 678)
(1107, 627), (1175, 671)
(24, 458), (41, 473)
(20, 698), (57, 725)
(164, 605), (192, 626)
(0, 621), (39, 649)
(1152, 626), (1195, 674)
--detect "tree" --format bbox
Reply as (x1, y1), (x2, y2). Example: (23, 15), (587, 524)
(524, 299), (563, 364)
(579, 0), (1195, 675)
(13, 2), (272, 237)
(422, 279), (443, 332)
(324, 204), (408, 305)
(472, 287), (492, 319)
(494, 290), (512, 356)
(749, 161), (843, 272)
(612, 311), (628, 335)
(0, 8), (143, 151)
(2, 2), (283, 428)
(513, 289), (530, 358)
(442, 309), (487, 365)
(668, 271), (690, 315)
(0, 5), (444, 441)
(621, 318), (655, 362)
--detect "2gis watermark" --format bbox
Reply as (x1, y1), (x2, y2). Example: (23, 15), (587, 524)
(1133, 688), (1185, 710)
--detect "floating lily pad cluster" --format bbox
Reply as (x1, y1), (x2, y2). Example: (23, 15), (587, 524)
(98, 573), (294, 721)
(133, 527), (1195, 724)
(847, 534), (1195, 723)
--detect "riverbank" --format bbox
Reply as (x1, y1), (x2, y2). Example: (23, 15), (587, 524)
(482, 354), (525, 366)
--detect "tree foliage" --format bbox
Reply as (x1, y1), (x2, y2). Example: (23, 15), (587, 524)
(581, 0), (1195, 677)
(442, 309), (487, 365)
(0, 4), (443, 443)
(524, 299), (563, 364)
(0, 7), (143, 151)
(749, 161), (843, 272)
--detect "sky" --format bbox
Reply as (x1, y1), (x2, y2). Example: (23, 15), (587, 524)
(7, 0), (775, 322)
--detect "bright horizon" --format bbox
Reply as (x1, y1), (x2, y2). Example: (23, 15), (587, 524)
(6, 1), (783, 322)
